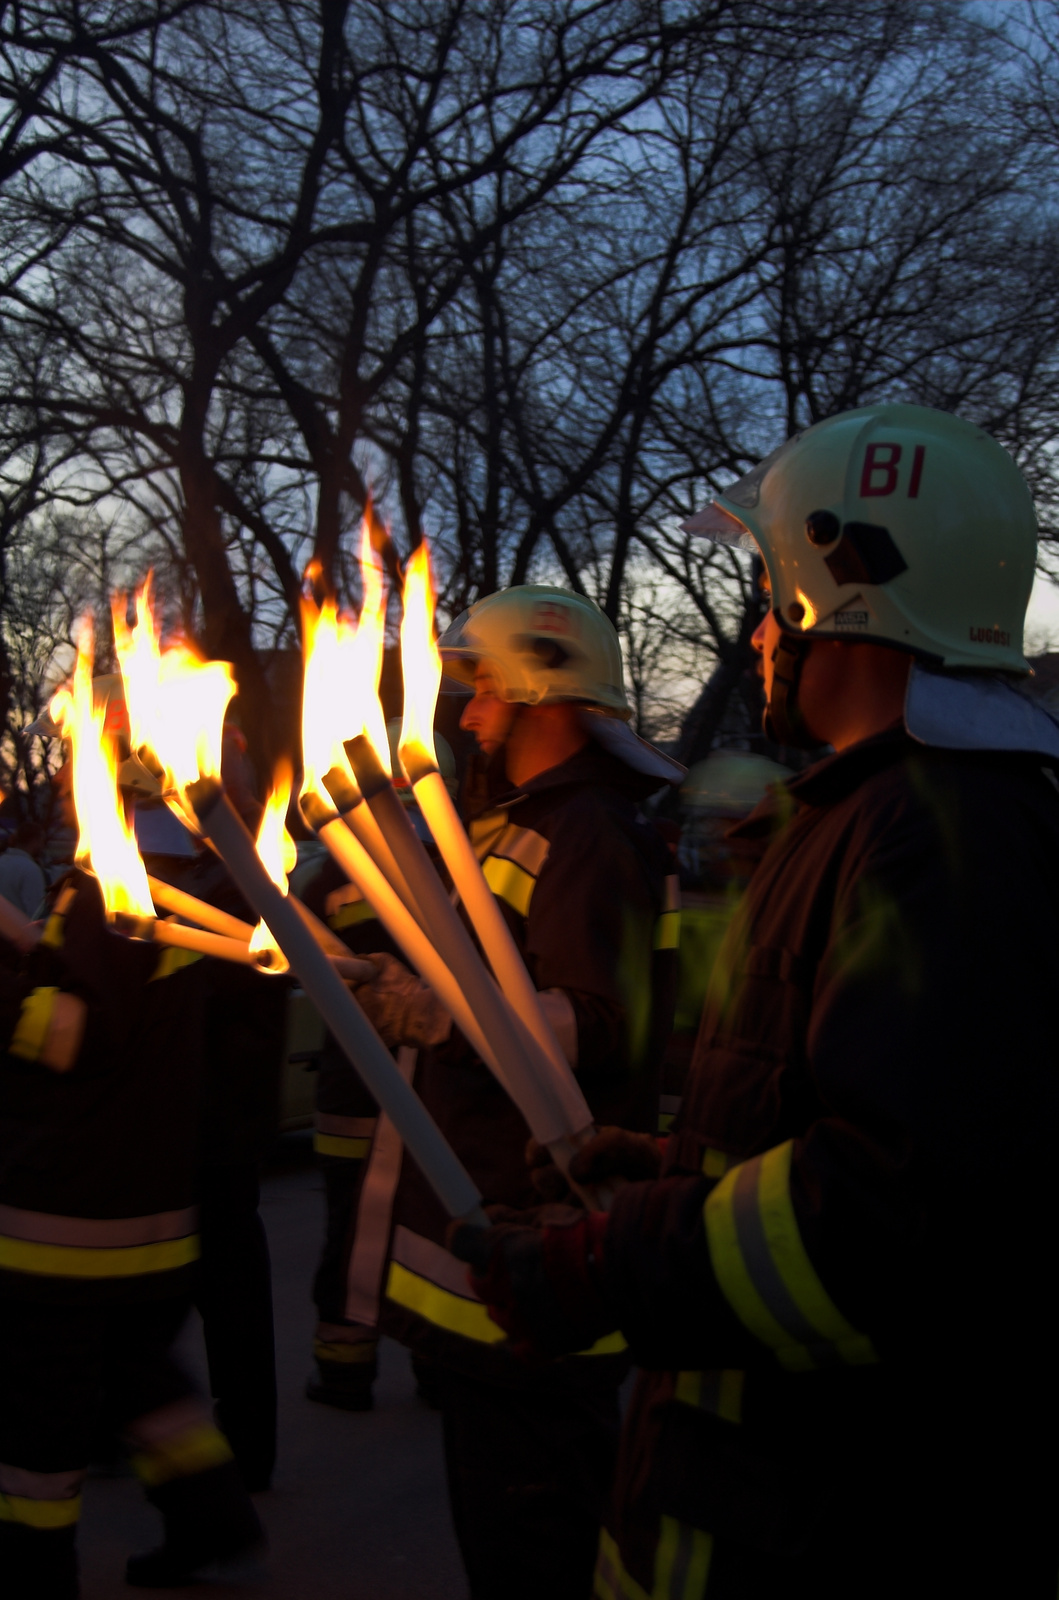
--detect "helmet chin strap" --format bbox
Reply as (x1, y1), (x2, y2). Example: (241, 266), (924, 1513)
(763, 624), (815, 748)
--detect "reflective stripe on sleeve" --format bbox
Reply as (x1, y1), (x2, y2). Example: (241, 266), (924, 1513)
(704, 1141), (878, 1372)
(482, 855), (536, 918)
(38, 885), (75, 951)
(0, 1464), (84, 1529)
(8, 986), (59, 1061)
(150, 946), (202, 981)
(328, 898), (376, 932)
(387, 1227), (627, 1355)
(674, 1368), (743, 1425)
(653, 912), (681, 951)
(595, 1520), (714, 1600)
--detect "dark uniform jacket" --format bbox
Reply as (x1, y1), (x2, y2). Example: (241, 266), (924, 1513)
(595, 731), (1059, 1597)
(0, 870), (205, 1304)
(361, 742), (677, 1383)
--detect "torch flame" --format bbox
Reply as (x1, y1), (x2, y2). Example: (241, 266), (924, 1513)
(50, 618), (153, 918)
(398, 541), (440, 772)
(299, 592), (359, 800)
(113, 578), (237, 799)
(249, 761), (298, 958)
(298, 523), (391, 800)
(349, 521), (391, 772)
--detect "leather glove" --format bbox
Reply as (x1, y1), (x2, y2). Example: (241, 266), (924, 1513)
(447, 1205), (618, 1360)
(527, 1126), (665, 1203)
(352, 952), (451, 1049)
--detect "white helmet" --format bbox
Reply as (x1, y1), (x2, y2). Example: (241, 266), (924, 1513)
(685, 403), (1037, 674)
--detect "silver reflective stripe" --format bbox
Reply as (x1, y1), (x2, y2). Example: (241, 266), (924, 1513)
(344, 1046), (416, 1326)
(728, 1163), (839, 1363)
(314, 1113), (377, 1139)
(662, 874), (681, 914)
(0, 1205), (197, 1248)
(493, 823), (550, 878)
(391, 1225), (484, 1302)
(659, 1095), (682, 1118)
(0, 1464), (84, 1500)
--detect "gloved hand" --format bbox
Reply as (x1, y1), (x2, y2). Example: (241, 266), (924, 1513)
(527, 1126), (664, 1203)
(352, 953), (452, 1049)
(447, 1205), (618, 1360)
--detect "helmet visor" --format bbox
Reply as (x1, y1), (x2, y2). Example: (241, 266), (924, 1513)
(681, 501), (759, 552)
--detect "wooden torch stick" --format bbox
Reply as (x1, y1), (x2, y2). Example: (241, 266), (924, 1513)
(343, 736), (595, 1159)
(147, 876), (255, 942)
(302, 788), (552, 1124)
(185, 777), (485, 1225)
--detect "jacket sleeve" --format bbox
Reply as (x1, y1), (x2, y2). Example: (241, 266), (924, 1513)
(600, 762), (1059, 1373)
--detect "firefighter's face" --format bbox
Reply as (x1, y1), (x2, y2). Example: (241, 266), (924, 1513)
(751, 575), (782, 703)
(460, 666), (518, 755)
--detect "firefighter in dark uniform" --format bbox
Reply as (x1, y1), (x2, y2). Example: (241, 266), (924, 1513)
(0, 867), (262, 1597)
(346, 587), (683, 1600)
(453, 405), (1059, 1598)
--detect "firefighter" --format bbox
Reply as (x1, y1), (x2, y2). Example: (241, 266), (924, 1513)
(0, 867), (262, 1597)
(344, 587), (682, 1600)
(452, 405), (1059, 1598)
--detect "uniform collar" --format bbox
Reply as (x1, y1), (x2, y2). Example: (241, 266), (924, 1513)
(730, 725), (910, 841)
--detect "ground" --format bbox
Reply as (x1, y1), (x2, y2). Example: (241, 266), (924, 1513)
(78, 1136), (466, 1600)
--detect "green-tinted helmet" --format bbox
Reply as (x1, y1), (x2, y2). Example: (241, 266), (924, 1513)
(684, 404), (1037, 674)
(438, 586), (630, 715)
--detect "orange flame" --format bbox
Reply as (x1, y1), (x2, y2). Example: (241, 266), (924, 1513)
(298, 524), (390, 799)
(299, 592), (359, 800)
(398, 541), (440, 771)
(349, 521), (391, 772)
(249, 761), (298, 959)
(113, 578), (237, 797)
(50, 619), (153, 918)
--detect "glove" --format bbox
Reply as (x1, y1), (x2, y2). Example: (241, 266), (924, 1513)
(527, 1126), (664, 1203)
(447, 1205), (618, 1360)
(352, 952), (451, 1049)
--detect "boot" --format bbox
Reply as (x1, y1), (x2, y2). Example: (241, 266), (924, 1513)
(126, 1459), (265, 1588)
(305, 1336), (377, 1411)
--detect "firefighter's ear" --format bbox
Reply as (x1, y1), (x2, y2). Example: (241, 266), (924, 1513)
(40, 993), (87, 1072)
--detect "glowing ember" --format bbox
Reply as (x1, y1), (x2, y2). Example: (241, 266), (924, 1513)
(112, 578), (237, 797)
(398, 541), (441, 771)
(50, 619), (153, 918)
(249, 761), (298, 959)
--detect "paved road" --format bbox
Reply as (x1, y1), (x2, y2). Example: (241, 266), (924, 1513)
(79, 1137), (466, 1600)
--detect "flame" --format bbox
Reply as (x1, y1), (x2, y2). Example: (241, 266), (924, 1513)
(298, 524), (390, 799)
(398, 541), (440, 771)
(349, 521), (391, 771)
(300, 592), (359, 799)
(50, 618), (153, 918)
(248, 761), (298, 959)
(113, 578), (237, 797)
(795, 588), (818, 630)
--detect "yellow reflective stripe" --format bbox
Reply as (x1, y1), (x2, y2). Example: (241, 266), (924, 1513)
(313, 1337), (377, 1365)
(39, 886), (75, 950)
(581, 1329), (628, 1356)
(386, 1260), (507, 1344)
(653, 910), (681, 951)
(657, 1112), (675, 1134)
(132, 1423), (232, 1488)
(482, 855), (535, 917)
(314, 1133), (370, 1159)
(150, 946), (202, 981)
(701, 1148), (732, 1180)
(655, 1515), (713, 1599)
(674, 1369), (743, 1424)
(0, 1232), (199, 1279)
(705, 1143), (877, 1372)
(9, 986), (58, 1061)
(595, 1526), (650, 1600)
(0, 1492), (82, 1529)
(328, 899), (376, 932)
(385, 1262), (625, 1355)
(755, 1141), (877, 1366)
